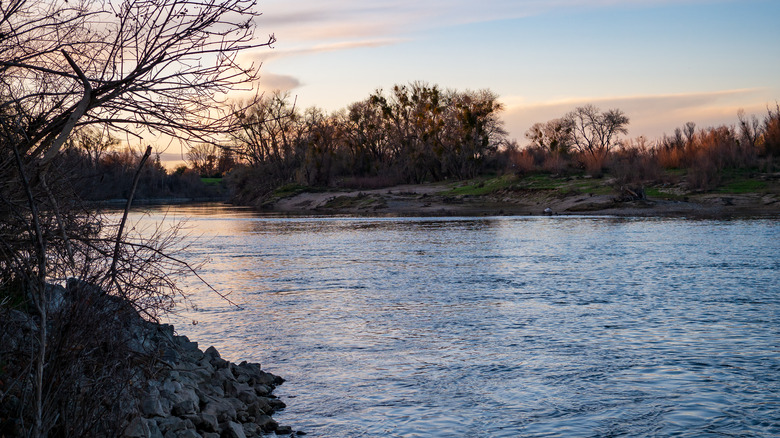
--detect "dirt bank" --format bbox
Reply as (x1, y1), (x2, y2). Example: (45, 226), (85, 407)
(268, 182), (780, 218)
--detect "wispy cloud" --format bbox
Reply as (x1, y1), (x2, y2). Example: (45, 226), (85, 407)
(502, 88), (772, 142)
(257, 72), (303, 92)
(259, 39), (405, 61)
(258, 0), (709, 43)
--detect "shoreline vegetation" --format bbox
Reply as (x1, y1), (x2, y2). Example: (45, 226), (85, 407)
(221, 88), (780, 220)
(243, 170), (780, 219)
(48, 84), (779, 220)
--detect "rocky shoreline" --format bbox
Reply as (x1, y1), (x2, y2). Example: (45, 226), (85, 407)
(121, 326), (299, 438)
(0, 281), (300, 437)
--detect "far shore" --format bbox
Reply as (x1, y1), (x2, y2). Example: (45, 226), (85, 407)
(261, 181), (780, 219)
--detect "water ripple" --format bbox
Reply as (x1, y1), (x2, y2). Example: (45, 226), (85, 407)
(123, 206), (780, 437)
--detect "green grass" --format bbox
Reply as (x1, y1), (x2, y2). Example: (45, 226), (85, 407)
(716, 179), (767, 194)
(200, 177), (222, 186)
(444, 173), (619, 197)
(517, 174), (567, 191)
(664, 168), (687, 177)
(445, 174), (519, 196)
(645, 187), (687, 200)
(570, 179), (613, 195)
(272, 183), (311, 199)
(323, 193), (387, 210)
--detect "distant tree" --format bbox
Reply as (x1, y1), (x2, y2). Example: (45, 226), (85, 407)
(447, 89), (507, 178)
(232, 90), (299, 170)
(65, 127), (120, 168)
(566, 105), (630, 159)
(173, 164), (189, 176)
(761, 104), (780, 157)
(369, 83), (506, 181)
(217, 146), (237, 176)
(525, 117), (575, 154)
(187, 143), (220, 177)
(296, 107), (339, 185)
(684, 122), (697, 145)
(738, 109), (761, 149)
(337, 99), (388, 175)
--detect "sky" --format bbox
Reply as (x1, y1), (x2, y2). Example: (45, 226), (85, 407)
(241, 0), (780, 144)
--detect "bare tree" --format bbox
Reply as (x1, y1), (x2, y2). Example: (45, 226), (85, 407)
(1, 0), (271, 435)
(65, 127), (120, 167)
(566, 104), (629, 159)
(187, 143), (220, 176)
(684, 121), (697, 145)
(525, 117), (575, 154)
(232, 91), (298, 167)
(737, 109), (761, 149)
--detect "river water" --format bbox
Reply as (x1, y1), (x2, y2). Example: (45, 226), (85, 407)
(126, 204), (779, 437)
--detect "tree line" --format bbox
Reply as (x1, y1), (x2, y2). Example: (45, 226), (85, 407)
(222, 83), (508, 202)
(203, 92), (777, 204)
(515, 104), (779, 190)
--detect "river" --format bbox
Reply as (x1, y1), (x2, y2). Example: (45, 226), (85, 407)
(125, 204), (779, 437)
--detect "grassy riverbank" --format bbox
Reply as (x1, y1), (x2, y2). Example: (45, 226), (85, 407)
(262, 170), (780, 218)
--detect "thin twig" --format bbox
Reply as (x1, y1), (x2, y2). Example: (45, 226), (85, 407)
(109, 145), (152, 294)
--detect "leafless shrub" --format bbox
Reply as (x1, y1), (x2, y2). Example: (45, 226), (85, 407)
(611, 138), (661, 185)
(509, 148), (536, 175)
(687, 154), (721, 191)
(1, 0), (268, 434)
(541, 153), (569, 175)
(760, 103), (780, 157)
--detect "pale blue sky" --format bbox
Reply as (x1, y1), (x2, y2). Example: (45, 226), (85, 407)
(247, 0), (779, 143)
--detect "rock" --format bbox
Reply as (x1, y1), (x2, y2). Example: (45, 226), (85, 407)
(248, 398), (272, 416)
(237, 388), (258, 405)
(141, 391), (167, 417)
(254, 384), (272, 397)
(156, 417), (193, 433)
(45, 284), (66, 313)
(223, 378), (241, 397)
(146, 419), (165, 438)
(267, 397), (286, 411)
(171, 399), (197, 416)
(186, 413), (218, 433)
(254, 371), (283, 387)
(160, 346), (181, 365)
(123, 417), (164, 438)
(255, 415), (278, 432)
(123, 417), (150, 438)
(3, 280), (292, 438)
(275, 425), (293, 435)
(242, 422), (259, 437)
(211, 355), (229, 369)
(172, 430), (200, 438)
(162, 380), (182, 394)
(175, 335), (200, 353)
(220, 421), (247, 438)
(203, 399), (237, 423)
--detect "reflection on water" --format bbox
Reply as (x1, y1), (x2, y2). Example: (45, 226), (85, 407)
(123, 204), (780, 437)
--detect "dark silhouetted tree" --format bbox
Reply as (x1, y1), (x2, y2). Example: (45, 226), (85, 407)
(1, 0), (272, 434)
